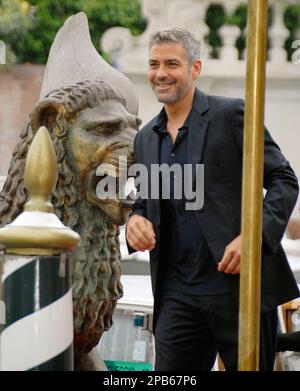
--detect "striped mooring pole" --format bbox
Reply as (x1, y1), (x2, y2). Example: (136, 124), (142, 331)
(0, 127), (80, 371)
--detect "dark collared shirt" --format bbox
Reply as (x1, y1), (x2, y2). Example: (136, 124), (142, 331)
(153, 104), (231, 296)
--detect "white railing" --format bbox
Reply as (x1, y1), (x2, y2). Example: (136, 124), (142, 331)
(101, 0), (299, 73)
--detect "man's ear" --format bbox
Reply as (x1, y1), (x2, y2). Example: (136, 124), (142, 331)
(192, 59), (202, 80)
(30, 99), (66, 132)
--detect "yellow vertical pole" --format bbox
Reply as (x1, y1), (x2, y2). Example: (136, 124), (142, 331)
(238, 0), (268, 371)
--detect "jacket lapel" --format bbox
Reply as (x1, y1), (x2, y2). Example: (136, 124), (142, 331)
(188, 88), (210, 183)
(144, 127), (160, 168)
(144, 125), (160, 222)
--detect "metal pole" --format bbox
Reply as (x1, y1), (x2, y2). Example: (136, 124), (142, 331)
(238, 0), (268, 371)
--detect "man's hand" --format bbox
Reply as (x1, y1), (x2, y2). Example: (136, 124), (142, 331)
(217, 234), (241, 274)
(126, 215), (156, 252)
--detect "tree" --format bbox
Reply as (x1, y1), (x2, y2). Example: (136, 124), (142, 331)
(6, 0), (146, 64)
(0, 0), (34, 64)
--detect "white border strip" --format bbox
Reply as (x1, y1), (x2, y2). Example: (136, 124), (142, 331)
(1, 289), (73, 371)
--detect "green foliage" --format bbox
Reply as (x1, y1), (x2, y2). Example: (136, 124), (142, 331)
(284, 4), (300, 61)
(205, 4), (249, 59)
(0, 0), (34, 63)
(205, 4), (225, 59)
(13, 0), (81, 63)
(0, 0), (34, 38)
(231, 6), (273, 60)
(233, 5), (247, 59)
(1, 1), (299, 64)
(83, 0), (146, 38)
(4, 0), (146, 64)
(204, 3), (298, 61)
(81, 0), (146, 63)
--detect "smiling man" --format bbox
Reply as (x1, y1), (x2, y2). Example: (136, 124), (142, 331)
(126, 27), (299, 371)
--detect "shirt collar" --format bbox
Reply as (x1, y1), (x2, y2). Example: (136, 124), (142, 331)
(180, 110), (192, 130)
(152, 107), (168, 135)
(152, 89), (196, 135)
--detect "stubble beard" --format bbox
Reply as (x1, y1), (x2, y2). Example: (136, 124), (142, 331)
(153, 81), (193, 104)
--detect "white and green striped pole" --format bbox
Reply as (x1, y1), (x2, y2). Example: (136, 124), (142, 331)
(0, 127), (80, 371)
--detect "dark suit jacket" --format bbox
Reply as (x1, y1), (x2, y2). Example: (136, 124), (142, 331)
(128, 88), (299, 331)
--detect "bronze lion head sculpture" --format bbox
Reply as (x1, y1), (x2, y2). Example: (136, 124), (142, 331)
(0, 79), (139, 353)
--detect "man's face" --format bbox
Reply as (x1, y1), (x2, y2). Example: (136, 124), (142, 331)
(148, 42), (201, 104)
